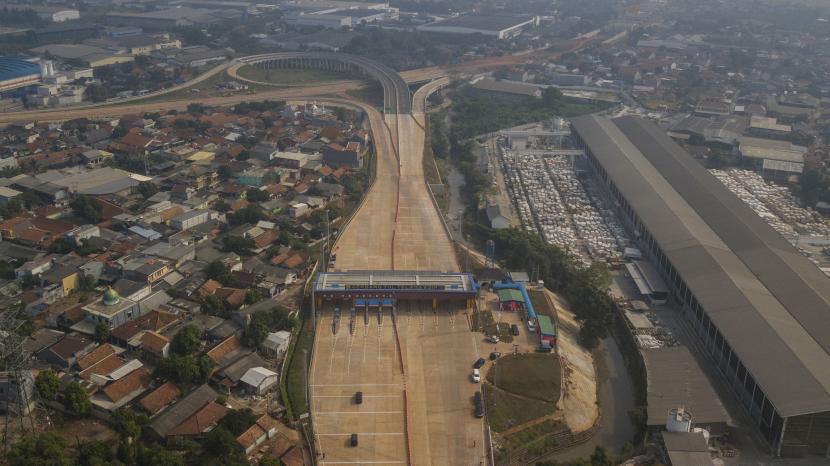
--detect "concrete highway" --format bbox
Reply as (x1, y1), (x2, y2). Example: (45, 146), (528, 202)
(0, 82), (365, 124)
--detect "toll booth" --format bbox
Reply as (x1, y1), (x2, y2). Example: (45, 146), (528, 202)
(355, 299), (367, 325)
(382, 298), (395, 321)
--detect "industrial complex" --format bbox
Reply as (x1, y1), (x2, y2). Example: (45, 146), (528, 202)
(417, 14), (539, 39)
(571, 115), (830, 457)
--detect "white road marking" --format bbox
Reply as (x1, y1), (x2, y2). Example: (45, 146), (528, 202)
(317, 432), (404, 436)
(320, 462), (405, 465)
(316, 411), (403, 415)
(312, 383), (402, 387)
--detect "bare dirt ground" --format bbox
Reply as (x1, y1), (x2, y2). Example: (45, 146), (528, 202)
(545, 290), (598, 433)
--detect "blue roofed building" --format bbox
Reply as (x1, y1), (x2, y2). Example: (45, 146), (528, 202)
(0, 57), (42, 92)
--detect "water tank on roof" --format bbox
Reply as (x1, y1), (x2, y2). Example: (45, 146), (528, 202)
(666, 406), (692, 433)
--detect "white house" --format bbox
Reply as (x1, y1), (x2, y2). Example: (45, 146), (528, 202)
(261, 331), (291, 358)
(239, 367), (278, 395)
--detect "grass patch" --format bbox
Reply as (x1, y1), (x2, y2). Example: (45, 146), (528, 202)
(483, 383), (556, 433)
(486, 353), (561, 403)
(235, 65), (359, 85)
(345, 81), (384, 109)
(284, 314), (315, 418)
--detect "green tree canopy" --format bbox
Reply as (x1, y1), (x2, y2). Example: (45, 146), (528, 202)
(218, 408), (257, 436)
(93, 321), (111, 343)
(241, 306), (295, 348)
(245, 188), (269, 203)
(222, 235), (256, 256)
(63, 381), (91, 417)
(136, 443), (184, 466)
(154, 355), (212, 385)
(137, 181), (159, 199)
(71, 195), (103, 224)
(170, 325), (201, 356)
(76, 440), (119, 466)
(7, 432), (72, 466)
(35, 369), (60, 401)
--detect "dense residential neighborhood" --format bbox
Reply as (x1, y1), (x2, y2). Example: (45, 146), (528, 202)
(0, 99), (371, 465)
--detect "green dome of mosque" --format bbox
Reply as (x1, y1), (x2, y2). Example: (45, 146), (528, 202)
(102, 287), (121, 306)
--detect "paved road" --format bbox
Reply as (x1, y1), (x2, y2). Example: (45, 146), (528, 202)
(0, 82), (364, 124)
(544, 336), (636, 461)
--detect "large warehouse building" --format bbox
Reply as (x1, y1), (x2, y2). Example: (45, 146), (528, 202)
(0, 57), (42, 93)
(571, 115), (830, 458)
(416, 14), (538, 39)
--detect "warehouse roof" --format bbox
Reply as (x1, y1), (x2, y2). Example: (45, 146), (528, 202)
(642, 347), (729, 427)
(0, 57), (40, 82)
(471, 78), (541, 98)
(737, 136), (806, 164)
(571, 114), (830, 417)
(423, 14), (535, 31)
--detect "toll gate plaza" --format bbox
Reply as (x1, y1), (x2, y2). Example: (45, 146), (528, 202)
(311, 270), (479, 322)
(309, 270), (485, 464)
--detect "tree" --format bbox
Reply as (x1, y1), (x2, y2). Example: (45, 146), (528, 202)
(76, 440), (118, 466)
(217, 165), (232, 181)
(589, 446), (614, 466)
(111, 126), (128, 139)
(136, 443), (184, 466)
(214, 200), (231, 213)
(154, 355), (212, 385)
(93, 321), (111, 343)
(245, 188), (269, 203)
(201, 294), (229, 318)
(241, 306), (295, 348)
(222, 235), (256, 256)
(228, 204), (265, 225)
(204, 260), (231, 283)
(110, 408), (146, 441)
(6, 433), (72, 466)
(35, 369), (60, 401)
(245, 289), (262, 305)
(171, 325), (201, 356)
(0, 260), (15, 280)
(218, 408), (257, 435)
(542, 86), (563, 106)
(71, 195), (103, 224)
(63, 381), (91, 416)
(799, 169), (826, 207)
(137, 181), (159, 199)
(48, 237), (75, 254)
(202, 426), (246, 465)
(187, 103), (206, 115)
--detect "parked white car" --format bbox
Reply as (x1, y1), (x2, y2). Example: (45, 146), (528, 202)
(471, 369), (481, 383)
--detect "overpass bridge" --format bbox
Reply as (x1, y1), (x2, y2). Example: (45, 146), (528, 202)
(235, 52), (412, 114)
